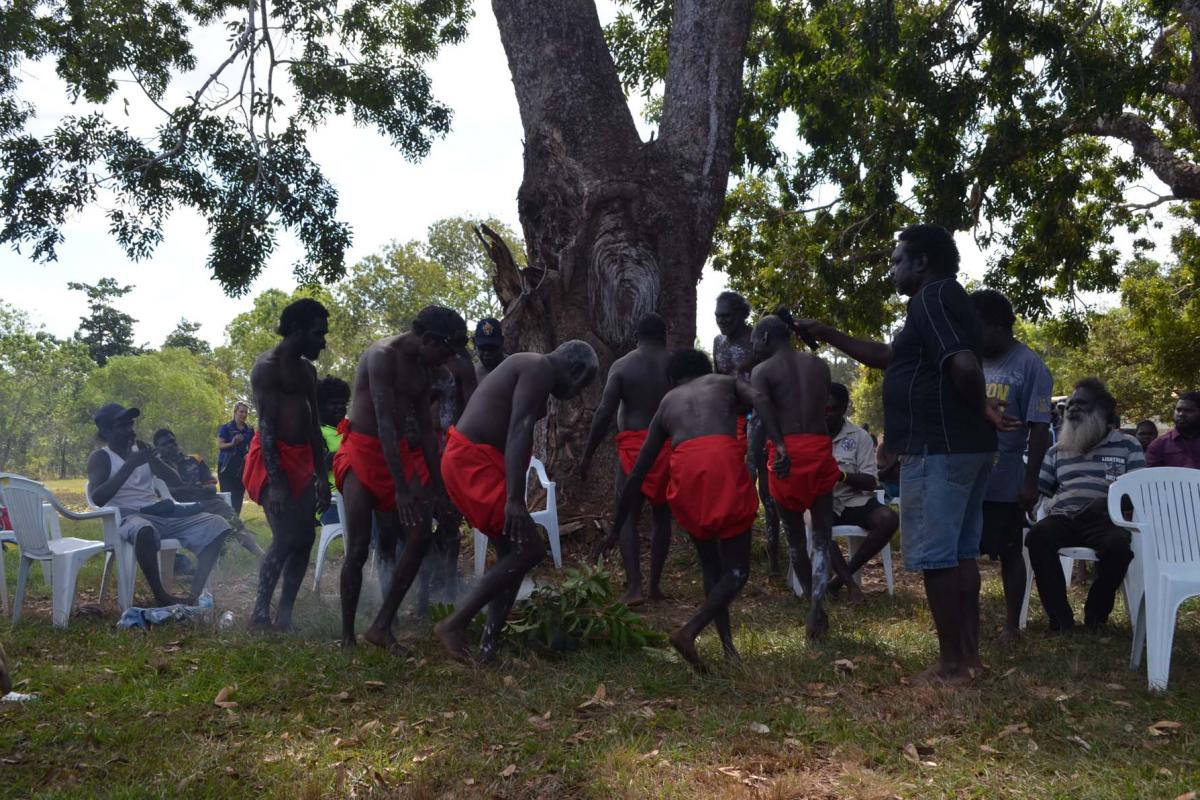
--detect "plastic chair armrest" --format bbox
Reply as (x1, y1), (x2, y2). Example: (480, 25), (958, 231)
(529, 458), (551, 488)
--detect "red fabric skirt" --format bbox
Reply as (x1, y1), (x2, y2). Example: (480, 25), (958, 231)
(767, 433), (841, 512)
(441, 426), (507, 539)
(615, 429), (672, 506)
(242, 434), (314, 505)
(332, 420), (430, 512)
(666, 435), (759, 541)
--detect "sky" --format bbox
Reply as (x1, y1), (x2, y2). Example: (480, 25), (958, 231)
(0, 3), (1145, 352)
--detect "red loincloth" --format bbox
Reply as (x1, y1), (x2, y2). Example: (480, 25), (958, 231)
(615, 429), (673, 506)
(666, 435), (759, 541)
(332, 419), (430, 512)
(766, 433), (841, 513)
(441, 426), (508, 539)
(242, 433), (315, 505)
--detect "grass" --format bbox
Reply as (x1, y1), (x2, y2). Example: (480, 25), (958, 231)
(1, 478), (1198, 798)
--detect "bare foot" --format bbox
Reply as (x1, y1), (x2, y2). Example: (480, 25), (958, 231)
(669, 628), (708, 674)
(589, 535), (616, 562)
(363, 625), (408, 655)
(846, 586), (867, 606)
(723, 644), (741, 664)
(910, 664), (974, 688)
(996, 628), (1021, 646)
(619, 588), (646, 608)
(273, 620), (293, 634)
(806, 605), (829, 642)
(434, 621), (471, 663)
(340, 635), (356, 650)
(647, 588), (668, 603)
(247, 616), (275, 634)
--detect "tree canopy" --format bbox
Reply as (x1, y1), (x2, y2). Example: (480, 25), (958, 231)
(0, 0), (470, 293)
(68, 277), (140, 365)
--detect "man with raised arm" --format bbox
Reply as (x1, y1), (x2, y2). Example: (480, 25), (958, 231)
(434, 341), (599, 664)
(578, 313), (674, 605)
(612, 349), (790, 673)
(243, 299), (331, 631)
(333, 306), (467, 650)
(750, 315), (858, 639)
(789, 224), (1016, 685)
(714, 291), (783, 576)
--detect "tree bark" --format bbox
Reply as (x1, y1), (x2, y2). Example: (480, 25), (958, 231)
(487, 0), (753, 516)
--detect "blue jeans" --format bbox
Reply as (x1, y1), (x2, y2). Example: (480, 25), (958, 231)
(899, 450), (992, 571)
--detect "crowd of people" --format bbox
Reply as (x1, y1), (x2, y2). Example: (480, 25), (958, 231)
(77, 223), (1200, 681)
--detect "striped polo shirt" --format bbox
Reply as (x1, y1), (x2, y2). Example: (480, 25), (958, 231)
(1037, 429), (1145, 516)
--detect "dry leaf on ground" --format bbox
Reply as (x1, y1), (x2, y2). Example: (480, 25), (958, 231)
(578, 683), (611, 711)
(213, 686), (237, 709)
(1149, 720), (1183, 736)
(748, 722), (770, 735)
(500, 763), (517, 778)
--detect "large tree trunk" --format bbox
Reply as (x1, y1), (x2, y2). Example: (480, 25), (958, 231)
(486, 0), (753, 517)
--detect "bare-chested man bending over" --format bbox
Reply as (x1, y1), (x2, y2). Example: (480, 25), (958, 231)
(244, 299), (331, 631)
(612, 349), (790, 673)
(751, 315), (858, 640)
(333, 306), (466, 650)
(435, 341), (599, 663)
(578, 313), (673, 605)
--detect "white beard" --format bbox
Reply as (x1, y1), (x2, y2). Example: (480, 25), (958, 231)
(1058, 410), (1108, 456)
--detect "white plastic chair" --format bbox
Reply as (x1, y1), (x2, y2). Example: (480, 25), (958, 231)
(1019, 500), (1143, 642)
(788, 490), (895, 598)
(0, 474), (110, 627)
(474, 457), (561, 576)
(85, 479), (184, 611)
(312, 492), (346, 591)
(1108, 467), (1200, 691)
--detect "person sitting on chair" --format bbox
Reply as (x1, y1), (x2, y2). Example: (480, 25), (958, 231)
(86, 404), (230, 607)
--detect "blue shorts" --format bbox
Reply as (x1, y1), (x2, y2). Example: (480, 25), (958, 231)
(898, 451), (992, 571)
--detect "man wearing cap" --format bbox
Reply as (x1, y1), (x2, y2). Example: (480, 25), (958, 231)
(86, 404), (230, 606)
(473, 317), (506, 382)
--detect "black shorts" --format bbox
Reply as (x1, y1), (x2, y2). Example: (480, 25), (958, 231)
(980, 501), (1025, 559)
(833, 497), (885, 528)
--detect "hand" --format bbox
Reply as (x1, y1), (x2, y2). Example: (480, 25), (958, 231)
(267, 481), (288, 517)
(503, 499), (537, 544)
(770, 443), (791, 478)
(431, 492), (456, 522)
(393, 488), (422, 527)
(576, 455), (592, 482)
(127, 445), (156, 467)
(1017, 482), (1039, 514)
(791, 318), (831, 344)
(984, 399), (1023, 432)
(232, 433), (244, 445)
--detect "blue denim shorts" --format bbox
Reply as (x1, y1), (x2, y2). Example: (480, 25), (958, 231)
(899, 451), (992, 571)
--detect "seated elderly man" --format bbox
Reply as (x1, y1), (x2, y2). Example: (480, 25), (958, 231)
(152, 428), (264, 558)
(86, 404), (229, 606)
(1027, 379), (1144, 632)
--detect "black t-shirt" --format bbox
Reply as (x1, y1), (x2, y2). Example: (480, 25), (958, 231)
(882, 278), (997, 455)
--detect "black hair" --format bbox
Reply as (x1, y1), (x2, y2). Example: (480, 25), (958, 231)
(277, 298), (329, 337)
(715, 291), (751, 318)
(898, 223), (960, 276)
(1074, 377), (1116, 421)
(829, 382), (850, 408)
(317, 375), (351, 405)
(1135, 419), (1158, 433)
(412, 305), (467, 342)
(970, 289), (1016, 329)
(1180, 391), (1200, 407)
(755, 315), (791, 343)
(666, 348), (713, 383)
(152, 428), (175, 444)
(635, 312), (667, 343)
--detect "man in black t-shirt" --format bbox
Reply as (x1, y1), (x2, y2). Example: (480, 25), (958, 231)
(789, 224), (1017, 686)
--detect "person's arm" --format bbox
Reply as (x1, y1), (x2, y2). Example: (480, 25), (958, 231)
(252, 360), (290, 516)
(610, 412), (671, 535)
(842, 431), (878, 492)
(735, 378), (789, 476)
(217, 423), (237, 450)
(790, 319), (893, 369)
(502, 371), (549, 540)
(578, 369), (622, 479)
(451, 348), (478, 413)
(413, 381), (444, 495)
(1019, 422), (1051, 511)
(1037, 449), (1058, 498)
(307, 365), (330, 512)
(88, 447), (152, 508)
(367, 350), (418, 524)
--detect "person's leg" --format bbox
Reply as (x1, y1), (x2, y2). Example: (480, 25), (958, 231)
(990, 503), (1027, 642)
(922, 566), (965, 676)
(1076, 506), (1134, 628)
(647, 503), (673, 601)
(691, 536), (735, 659)
(617, 466), (649, 605)
(589, 460), (626, 562)
(274, 491), (317, 630)
(1026, 513), (1078, 630)
(251, 486), (295, 628)
(840, 503), (899, 577)
(366, 506), (435, 650)
(187, 529), (230, 604)
(807, 493), (851, 637)
(779, 505), (812, 596)
(337, 473), (376, 647)
(756, 459), (782, 577)
(670, 530), (752, 672)
(436, 525), (545, 661)
(478, 537), (522, 664)
(955, 454), (991, 672)
(134, 526), (187, 606)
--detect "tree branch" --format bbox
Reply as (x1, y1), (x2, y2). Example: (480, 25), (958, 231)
(658, 0), (754, 233)
(1074, 112), (1200, 199)
(491, 0), (641, 166)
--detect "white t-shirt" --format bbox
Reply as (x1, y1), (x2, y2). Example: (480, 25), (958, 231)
(831, 420), (877, 515)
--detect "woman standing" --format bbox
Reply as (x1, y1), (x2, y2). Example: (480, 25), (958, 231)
(217, 401), (254, 514)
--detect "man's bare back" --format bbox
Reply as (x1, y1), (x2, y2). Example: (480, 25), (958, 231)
(750, 350), (831, 437)
(655, 374), (751, 446)
(610, 348), (671, 431)
(251, 351), (318, 445)
(454, 353), (554, 449)
(347, 335), (434, 438)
